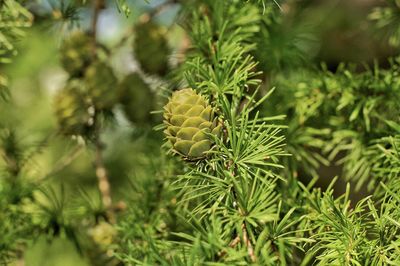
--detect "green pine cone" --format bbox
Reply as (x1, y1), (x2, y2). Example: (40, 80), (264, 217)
(163, 89), (221, 160)
(88, 221), (117, 248)
(54, 81), (93, 136)
(84, 61), (118, 110)
(134, 21), (170, 76)
(118, 73), (154, 125)
(60, 31), (94, 77)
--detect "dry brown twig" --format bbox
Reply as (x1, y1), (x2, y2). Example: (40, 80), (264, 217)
(242, 222), (256, 263)
(94, 136), (114, 222)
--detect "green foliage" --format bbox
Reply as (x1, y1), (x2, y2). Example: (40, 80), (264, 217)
(114, 0), (400, 264)
(253, 4), (317, 72)
(274, 62), (400, 191)
(0, 0), (32, 63)
(118, 1), (298, 264)
(0, 0), (33, 99)
(369, 0), (400, 47)
(0, 196), (33, 264)
(115, 0), (132, 17)
(302, 179), (400, 265)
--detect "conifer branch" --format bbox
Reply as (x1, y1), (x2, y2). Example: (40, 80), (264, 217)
(91, 0), (104, 40)
(90, 0), (115, 223)
(94, 134), (114, 222)
(139, 0), (178, 23)
(40, 144), (84, 182)
(112, 0), (177, 52)
(229, 235), (241, 247)
(242, 222), (256, 263)
(229, 159), (258, 262)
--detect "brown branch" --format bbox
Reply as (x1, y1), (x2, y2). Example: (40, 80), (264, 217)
(94, 135), (114, 223)
(237, 202), (256, 262)
(217, 220), (256, 262)
(15, 249), (25, 266)
(217, 235), (241, 258)
(229, 235), (241, 247)
(242, 223), (256, 263)
(89, 0), (115, 223)
(139, 0), (178, 23)
(91, 0), (104, 40)
(90, 0), (105, 59)
(110, 0), (178, 52)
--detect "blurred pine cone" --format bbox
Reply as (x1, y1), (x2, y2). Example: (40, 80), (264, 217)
(118, 73), (154, 125)
(54, 80), (93, 136)
(88, 221), (117, 248)
(133, 21), (170, 76)
(60, 31), (94, 77)
(84, 61), (118, 111)
(163, 89), (221, 160)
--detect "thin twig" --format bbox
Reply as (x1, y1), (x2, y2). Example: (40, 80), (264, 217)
(94, 135), (114, 222)
(20, 132), (56, 173)
(111, 0), (178, 51)
(229, 235), (241, 247)
(237, 200), (256, 262)
(217, 235), (241, 258)
(40, 144), (84, 182)
(15, 250), (25, 266)
(91, 0), (104, 40)
(139, 0), (178, 23)
(227, 160), (257, 262)
(242, 223), (256, 263)
(90, 0), (115, 223)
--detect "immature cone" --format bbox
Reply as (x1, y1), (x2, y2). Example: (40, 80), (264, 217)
(84, 61), (118, 110)
(88, 221), (117, 248)
(118, 73), (154, 125)
(60, 31), (94, 77)
(54, 81), (93, 136)
(134, 21), (169, 76)
(163, 89), (221, 159)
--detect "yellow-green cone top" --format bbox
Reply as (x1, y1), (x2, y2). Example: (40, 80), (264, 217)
(163, 89), (221, 160)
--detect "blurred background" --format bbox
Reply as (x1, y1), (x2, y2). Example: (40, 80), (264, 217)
(1, 0), (399, 265)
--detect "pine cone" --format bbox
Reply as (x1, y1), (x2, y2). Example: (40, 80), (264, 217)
(60, 31), (94, 77)
(88, 221), (117, 248)
(84, 61), (118, 110)
(54, 81), (93, 136)
(163, 89), (221, 160)
(118, 73), (154, 125)
(133, 21), (169, 76)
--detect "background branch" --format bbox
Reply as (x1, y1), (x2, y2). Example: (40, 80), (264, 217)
(90, 0), (115, 223)
(94, 134), (114, 222)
